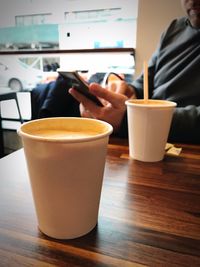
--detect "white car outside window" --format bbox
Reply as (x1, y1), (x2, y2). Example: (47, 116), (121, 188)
(0, 58), (43, 92)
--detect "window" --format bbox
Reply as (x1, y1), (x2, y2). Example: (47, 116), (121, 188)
(0, 0), (138, 51)
(15, 13), (52, 26)
(65, 8), (121, 22)
(0, 0), (138, 91)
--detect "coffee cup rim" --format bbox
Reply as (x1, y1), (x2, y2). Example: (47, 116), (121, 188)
(125, 99), (177, 108)
(18, 117), (113, 143)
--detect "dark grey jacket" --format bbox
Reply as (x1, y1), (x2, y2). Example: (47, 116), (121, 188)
(127, 17), (200, 143)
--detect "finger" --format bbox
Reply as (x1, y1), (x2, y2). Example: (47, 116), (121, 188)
(113, 81), (135, 98)
(89, 83), (127, 108)
(80, 103), (94, 118)
(115, 81), (128, 94)
(69, 87), (97, 107)
(107, 82), (117, 92)
(69, 87), (83, 102)
(107, 81), (133, 99)
(69, 87), (102, 116)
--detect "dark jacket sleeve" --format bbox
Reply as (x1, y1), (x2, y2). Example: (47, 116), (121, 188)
(115, 112), (128, 138)
(31, 75), (80, 119)
(169, 105), (200, 144)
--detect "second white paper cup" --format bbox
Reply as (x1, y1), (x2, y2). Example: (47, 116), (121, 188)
(18, 117), (113, 239)
(126, 99), (176, 162)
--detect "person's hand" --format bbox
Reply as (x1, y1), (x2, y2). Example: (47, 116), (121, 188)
(69, 81), (136, 133)
(107, 80), (135, 99)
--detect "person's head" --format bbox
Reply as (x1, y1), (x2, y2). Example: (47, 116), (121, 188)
(181, 0), (200, 28)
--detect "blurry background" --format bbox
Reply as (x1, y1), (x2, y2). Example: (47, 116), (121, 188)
(0, 0), (184, 155)
(0, 0), (138, 92)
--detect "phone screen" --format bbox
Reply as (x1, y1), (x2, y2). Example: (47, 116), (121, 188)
(58, 70), (103, 106)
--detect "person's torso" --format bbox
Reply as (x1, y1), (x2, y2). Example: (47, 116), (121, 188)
(152, 17), (200, 107)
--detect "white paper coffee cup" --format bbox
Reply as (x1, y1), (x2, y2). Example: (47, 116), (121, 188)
(18, 117), (113, 239)
(126, 99), (176, 162)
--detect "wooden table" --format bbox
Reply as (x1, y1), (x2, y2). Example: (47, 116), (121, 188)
(0, 139), (200, 266)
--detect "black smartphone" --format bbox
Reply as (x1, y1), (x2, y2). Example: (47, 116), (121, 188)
(57, 70), (103, 107)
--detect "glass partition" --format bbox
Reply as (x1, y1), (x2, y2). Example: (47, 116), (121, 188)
(0, 49), (134, 92)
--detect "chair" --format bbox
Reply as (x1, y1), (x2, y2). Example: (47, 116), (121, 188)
(0, 92), (24, 158)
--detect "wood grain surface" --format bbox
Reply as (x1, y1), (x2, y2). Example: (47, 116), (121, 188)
(0, 138), (199, 266)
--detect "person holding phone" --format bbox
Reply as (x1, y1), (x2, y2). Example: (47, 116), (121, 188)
(69, 0), (200, 144)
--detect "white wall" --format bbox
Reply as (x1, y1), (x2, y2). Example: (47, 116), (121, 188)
(134, 0), (185, 77)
